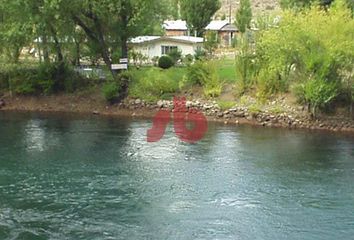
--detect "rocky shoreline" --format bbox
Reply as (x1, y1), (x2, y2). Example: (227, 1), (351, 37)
(1, 96), (354, 134)
(120, 98), (354, 134)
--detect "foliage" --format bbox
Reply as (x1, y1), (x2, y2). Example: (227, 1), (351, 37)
(254, 3), (354, 103)
(217, 100), (235, 110)
(235, 36), (258, 95)
(181, 60), (223, 97)
(295, 78), (339, 116)
(280, 0), (354, 9)
(0, 63), (87, 95)
(180, 0), (221, 36)
(204, 31), (218, 55)
(129, 68), (179, 102)
(235, 0), (253, 33)
(158, 55), (175, 69)
(167, 49), (182, 64)
(194, 48), (207, 60)
(102, 82), (120, 103)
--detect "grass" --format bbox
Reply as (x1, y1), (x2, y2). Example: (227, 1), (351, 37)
(217, 100), (236, 110)
(129, 59), (236, 86)
(126, 58), (236, 102)
(215, 59), (236, 84)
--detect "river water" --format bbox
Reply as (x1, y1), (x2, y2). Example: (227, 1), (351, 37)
(0, 112), (353, 240)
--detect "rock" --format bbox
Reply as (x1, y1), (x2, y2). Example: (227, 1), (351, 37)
(157, 100), (164, 108)
(234, 112), (245, 118)
(217, 112), (224, 118)
(135, 99), (142, 105)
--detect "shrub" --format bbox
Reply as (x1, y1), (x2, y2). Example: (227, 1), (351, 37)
(129, 68), (179, 102)
(182, 61), (223, 98)
(167, 49), (182, 64)
(183, 54), (194, 65)
(0, 62), (87, 95)
(158, 55), (174, 69)
(102, 82), (120, 103)
(235, 36), (259, 96)
(217, 100), (235, 110)
(253, 3), (354, 101)
(182, 60), (209, 87)
(194, 48), (207, 60)
(294, 78), (339, 117)
(203, 63), (222, 98)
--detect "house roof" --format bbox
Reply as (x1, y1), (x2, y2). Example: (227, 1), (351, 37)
(205, 20), (229, 31)
(163, 20), (188, 31)
(129, 36), (203, 45)
(221, 23), (238, 32)
(129, 36), (160, 44)
(168, 36), (204, 43)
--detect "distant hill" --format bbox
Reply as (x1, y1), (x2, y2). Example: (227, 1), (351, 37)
(216, 0), (280, 20)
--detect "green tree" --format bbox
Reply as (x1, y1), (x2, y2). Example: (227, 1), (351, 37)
(280, 0), (353, 10)
(180, 0), (221, 36)
(204, 31), (218, 55)
(235, 0), (252, 34)
(68, 0), (166, 76)
(0, 0), (33, 63)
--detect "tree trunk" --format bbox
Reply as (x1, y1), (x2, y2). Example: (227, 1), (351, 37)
(48, 24), (63, 63)
(75, 40), (80, 66)
(42, 35), (50, 63)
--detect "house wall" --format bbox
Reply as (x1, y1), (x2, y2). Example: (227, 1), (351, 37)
(132, 40), (202, 60)
(218, 31), (236, 47)
(165, 30), (187, 36)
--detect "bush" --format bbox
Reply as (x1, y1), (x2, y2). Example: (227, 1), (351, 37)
(102, 82), (120, 103)
(235, 36), (259, 96)
(129, 68), (179, 102)
(253, 3), (354, 101)
(167, 49), (182, 64)
(181, 61), (223, 98)
(0, 62), (87, 95)
(182, 60), (209, 87)
(194, 48), (207, 60)
(158, 55), (174, 69)
(294, 78), (339, 117)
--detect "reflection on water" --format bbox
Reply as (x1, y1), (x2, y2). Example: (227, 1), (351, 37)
(0, 112), (354, 240)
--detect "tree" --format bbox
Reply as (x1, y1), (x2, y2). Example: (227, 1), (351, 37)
(68, 0), (166, 76)
(235, 0), (252, 34)
(280, 0), (353, 9)
(180, 0), (221, 37)
(204, 31), (218, 55)
(0, 0), (33, 63)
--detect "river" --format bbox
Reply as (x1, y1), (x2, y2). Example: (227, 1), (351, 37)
(0, 112), (353, 240)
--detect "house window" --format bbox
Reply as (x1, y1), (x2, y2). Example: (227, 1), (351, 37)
(161, 46), (178, 55)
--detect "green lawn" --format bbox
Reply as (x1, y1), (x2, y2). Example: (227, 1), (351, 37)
(129, 59), (236, 85)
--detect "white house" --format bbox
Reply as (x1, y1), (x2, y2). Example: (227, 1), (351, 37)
(129, 36), (204, 60)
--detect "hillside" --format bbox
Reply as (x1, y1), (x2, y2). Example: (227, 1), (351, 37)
(216, 0), (280, 20)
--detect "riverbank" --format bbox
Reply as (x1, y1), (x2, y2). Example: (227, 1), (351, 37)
(1, 92), (354, 135)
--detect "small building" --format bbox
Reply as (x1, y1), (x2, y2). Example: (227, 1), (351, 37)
(129, 36), (203, 61)
(163, 20), (188, 36)
(205, 20), (238, 47)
